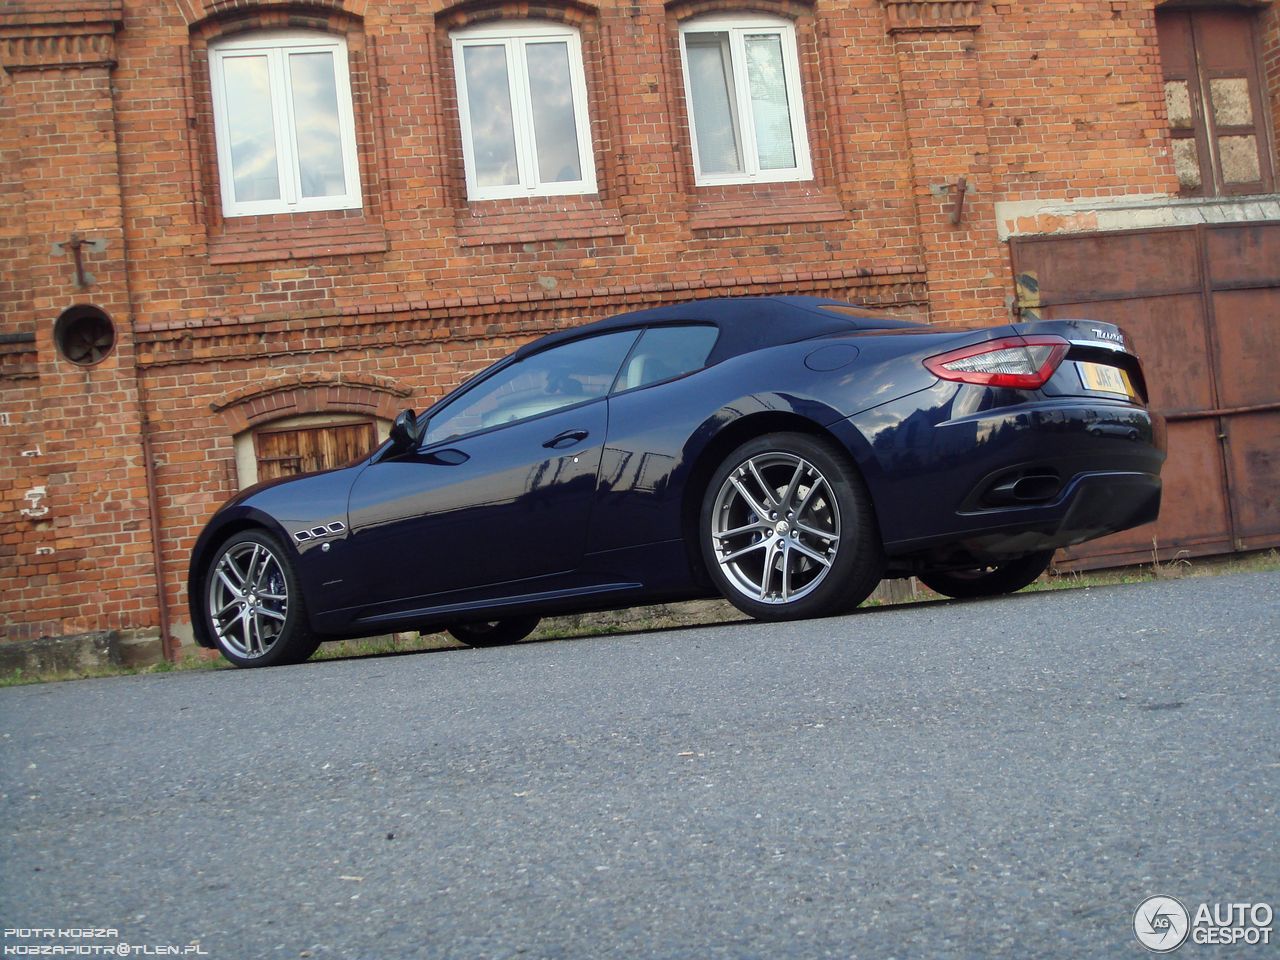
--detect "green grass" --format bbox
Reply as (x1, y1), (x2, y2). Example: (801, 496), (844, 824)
(4, 549), (1276, 687)
(312, 633), (457, 660)
(1022, 547), (1280, 594)
(0, 650), (226, 688)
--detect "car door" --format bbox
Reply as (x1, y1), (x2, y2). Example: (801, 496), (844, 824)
(591, 324), (722, 553)
(343, 330), (638, 612)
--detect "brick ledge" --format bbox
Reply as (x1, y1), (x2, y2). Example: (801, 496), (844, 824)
(689, 192), (848, 232)
(207, 221), (388, 265)
(455, 205), (626, 248)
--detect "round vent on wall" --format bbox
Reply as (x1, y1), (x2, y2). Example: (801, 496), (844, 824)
(54, 305), (116, 366)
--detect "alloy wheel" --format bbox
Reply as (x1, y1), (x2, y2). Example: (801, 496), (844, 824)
(709, 451), (841, 604)
(207, 540), (290, 659)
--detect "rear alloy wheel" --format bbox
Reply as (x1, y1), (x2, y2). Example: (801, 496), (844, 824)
(918, 551), (1055, 599)
(701, 433), (883, 621)
(448, 617), (541, 647)
(205, 530), (318, 667)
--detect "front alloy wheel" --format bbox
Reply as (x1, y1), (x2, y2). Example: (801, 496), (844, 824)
(206, 531), (317, 667)
(702, 433), (883, 621)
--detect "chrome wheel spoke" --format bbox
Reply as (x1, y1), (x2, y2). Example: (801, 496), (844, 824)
(247, 545), (266, 589)
(240, 606), (257, 653)
(779, 462), (806, 514)
(790, 538), (834, 568)
(212, 598), (239, 618)
(794, 520), (838, 544)
(758, 543), (778, 599)
(252, 613), (268, 655)
(256, 605), (286, 622)
(216, 568), (244, 598)
(721, 539), (769, 564)
(714, 521), (769, 542)
(795, 477), (827, 517)
(729, 477), (771, 521)
(221, 554), (248, 588)
(746, 461), (779, 509)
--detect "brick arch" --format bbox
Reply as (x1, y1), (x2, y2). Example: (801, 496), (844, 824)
(179, 0), (368, 30)
(211, 374), (411, 434)
(664, 0), (814, 25)
(436, 0), (599, 31)
(188, 4), (363, 43)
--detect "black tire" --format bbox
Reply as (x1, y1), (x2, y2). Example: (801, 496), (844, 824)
(918, 550), (1055, 599)
(448, 616), (541, 647)
(203, 529), (319, 668)
(700, 432), (884, 621)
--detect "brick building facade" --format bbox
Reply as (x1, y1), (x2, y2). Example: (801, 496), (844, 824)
(2, 0), (1277, 657)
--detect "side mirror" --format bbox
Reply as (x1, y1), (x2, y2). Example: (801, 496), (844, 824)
(385, 409), (421, 458)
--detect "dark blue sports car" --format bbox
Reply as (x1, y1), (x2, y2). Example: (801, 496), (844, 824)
(190, 296), (1164, 667)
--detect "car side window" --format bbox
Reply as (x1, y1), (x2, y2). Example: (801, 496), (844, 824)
(614, 325), (719, 392)
(423, 330), (639, 445)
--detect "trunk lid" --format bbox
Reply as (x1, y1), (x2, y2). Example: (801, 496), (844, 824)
(1015, 319), (1149, 404)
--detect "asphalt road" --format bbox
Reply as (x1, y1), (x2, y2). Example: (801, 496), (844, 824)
(2, 571), (1277, 959)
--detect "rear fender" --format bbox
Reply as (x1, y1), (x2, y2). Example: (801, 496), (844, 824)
(676, 395), (889, 582)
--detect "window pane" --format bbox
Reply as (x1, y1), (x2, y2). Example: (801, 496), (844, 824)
(1172, 138), (1202, 190)
(1209, 77), (1253, 126)
(616, 326), (719, 391)
(686, 33), (742, 174)
(222, 54), (281, 203)
(744, 33), (796, 171)
(289, 51), (347, 199)
(1164, 80), (1193, 130)
(463, 44), (520, 187)
(425, 331), (638, 444)
(1219, 134), (1261, 183)
(525, 41), (583, 184)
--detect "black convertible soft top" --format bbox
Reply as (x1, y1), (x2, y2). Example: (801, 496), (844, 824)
(513, 296), (924, 365)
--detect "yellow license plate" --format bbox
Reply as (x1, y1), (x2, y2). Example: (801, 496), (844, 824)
(1078, 361), (1135, 398)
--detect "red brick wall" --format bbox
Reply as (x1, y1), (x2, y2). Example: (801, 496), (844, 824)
(0, 8), (162, 643)
(1263, 4), (1280, 168)
(0, 0), (1257, 649)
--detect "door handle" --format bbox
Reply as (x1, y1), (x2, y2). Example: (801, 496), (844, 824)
(424, 448), (469, 466)
(542, 429), (589, 449)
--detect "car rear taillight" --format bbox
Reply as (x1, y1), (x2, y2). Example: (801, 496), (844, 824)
(924, 335), (1070, 390)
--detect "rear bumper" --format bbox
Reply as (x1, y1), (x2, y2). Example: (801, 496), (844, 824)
(883, 470), (1161, 559)
(845, 392), (1166, 561)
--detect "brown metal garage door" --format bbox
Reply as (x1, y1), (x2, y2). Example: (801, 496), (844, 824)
(1010, 221), (1280, 568)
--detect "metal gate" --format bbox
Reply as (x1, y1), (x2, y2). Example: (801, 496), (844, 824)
(1010, 221), (1280, 568)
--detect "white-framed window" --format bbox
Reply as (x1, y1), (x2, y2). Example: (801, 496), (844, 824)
(208, 31), (363, 217)
(678, 15), (812, 185)
(451, 21), (598, 201)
